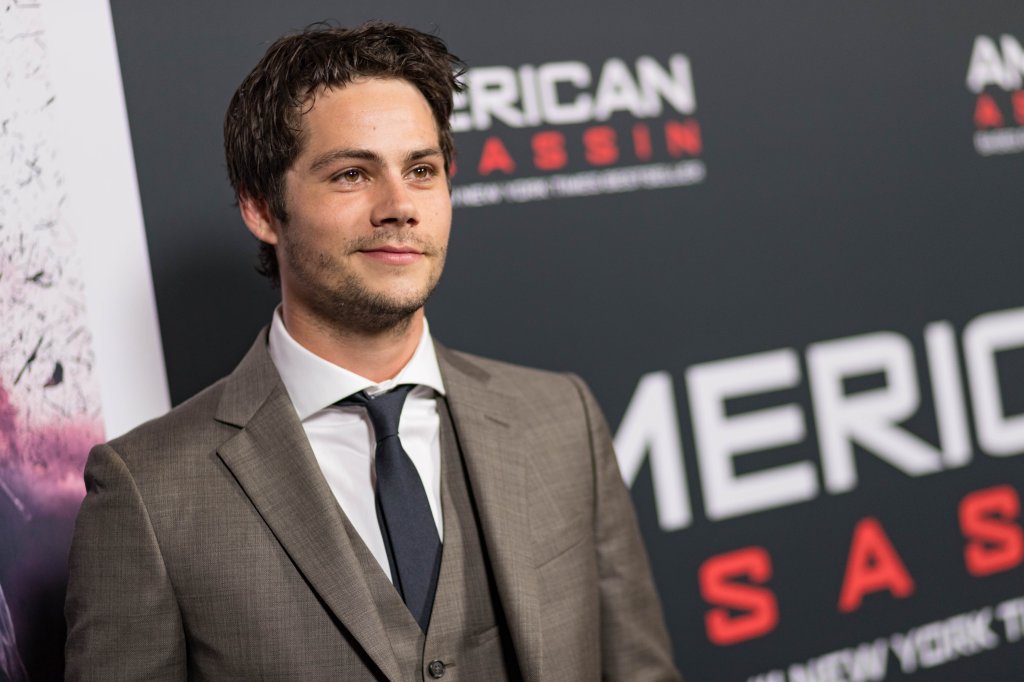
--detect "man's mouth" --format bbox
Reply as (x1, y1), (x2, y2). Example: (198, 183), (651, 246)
(363, 244), (422, 254)
(358, 244), (425, 264)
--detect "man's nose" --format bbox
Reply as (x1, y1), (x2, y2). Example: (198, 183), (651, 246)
(370, 174), (419, 228)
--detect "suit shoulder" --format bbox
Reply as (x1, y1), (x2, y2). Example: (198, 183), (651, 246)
(443, 348), (578, 388)
(440, 347), (597, 416)
(104, 377), (233, 466)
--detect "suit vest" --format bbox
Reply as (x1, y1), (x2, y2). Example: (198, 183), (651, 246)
(339, 397), (521, 681)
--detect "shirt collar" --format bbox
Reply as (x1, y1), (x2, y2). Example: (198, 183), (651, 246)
(267, 306), (446, 421)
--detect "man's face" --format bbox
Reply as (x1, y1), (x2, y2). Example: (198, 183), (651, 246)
(272, 77), (452, 333)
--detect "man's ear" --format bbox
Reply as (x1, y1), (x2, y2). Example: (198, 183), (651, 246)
(238, 194), (279, 246)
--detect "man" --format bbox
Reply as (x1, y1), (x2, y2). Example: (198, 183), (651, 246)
(65, 23), (680, 681)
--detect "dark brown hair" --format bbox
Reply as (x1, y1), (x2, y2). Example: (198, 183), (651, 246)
(224, 22), (465, 284)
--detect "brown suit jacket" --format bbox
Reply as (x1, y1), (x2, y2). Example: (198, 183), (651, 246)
(64, 332), (680, 681)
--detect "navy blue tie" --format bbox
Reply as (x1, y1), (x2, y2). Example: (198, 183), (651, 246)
(342, 386), (441, 631)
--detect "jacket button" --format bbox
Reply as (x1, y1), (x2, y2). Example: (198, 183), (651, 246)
(428, 659), (446, 678)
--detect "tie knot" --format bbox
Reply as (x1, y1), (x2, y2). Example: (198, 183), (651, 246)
(339, 385), (413, 442)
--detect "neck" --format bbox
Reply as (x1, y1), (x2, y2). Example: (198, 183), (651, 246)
(280, 304), (425, 383)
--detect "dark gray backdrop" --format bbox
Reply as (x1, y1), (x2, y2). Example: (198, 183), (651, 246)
(106, 2), (1024, 679)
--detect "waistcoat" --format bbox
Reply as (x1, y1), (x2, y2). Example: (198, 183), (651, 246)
(341, 397), (521, 681)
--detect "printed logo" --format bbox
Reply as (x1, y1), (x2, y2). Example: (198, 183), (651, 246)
(449, 54), (705, 207)
(966, 34), (1024, 156)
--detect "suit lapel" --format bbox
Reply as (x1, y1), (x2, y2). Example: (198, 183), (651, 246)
(437, 346), (543, 682)
(213, 332), (403, 681)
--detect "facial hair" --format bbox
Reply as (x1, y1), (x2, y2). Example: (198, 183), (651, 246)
(281, 227), (447, 336)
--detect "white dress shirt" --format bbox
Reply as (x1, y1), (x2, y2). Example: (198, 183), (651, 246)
(267, 307), (446, 581)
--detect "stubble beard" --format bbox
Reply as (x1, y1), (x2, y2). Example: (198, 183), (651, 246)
(282, 230), (447, 337)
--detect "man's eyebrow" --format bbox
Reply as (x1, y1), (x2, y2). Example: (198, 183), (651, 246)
(308, 147), (443, 173)
(407, 148), (443, 162)
(308, 148), (383, 173)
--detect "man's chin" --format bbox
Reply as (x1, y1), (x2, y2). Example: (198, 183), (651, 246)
(311, 289), (433, 335)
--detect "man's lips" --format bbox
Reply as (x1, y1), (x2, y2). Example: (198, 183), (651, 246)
(358, 244), (424, 264)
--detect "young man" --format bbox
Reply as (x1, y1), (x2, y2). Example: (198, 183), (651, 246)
(65, 23), (681, 681)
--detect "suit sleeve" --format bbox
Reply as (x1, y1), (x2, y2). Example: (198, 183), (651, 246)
(567, 374), (683, 682)
(65, 443), (187, 681)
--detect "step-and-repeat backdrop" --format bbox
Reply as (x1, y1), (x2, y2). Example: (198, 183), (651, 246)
(3, 1), (1024, 679)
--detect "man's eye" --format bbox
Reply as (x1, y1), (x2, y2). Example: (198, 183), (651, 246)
(409, 165), (437, 180)
(335, 169), (365, 183)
